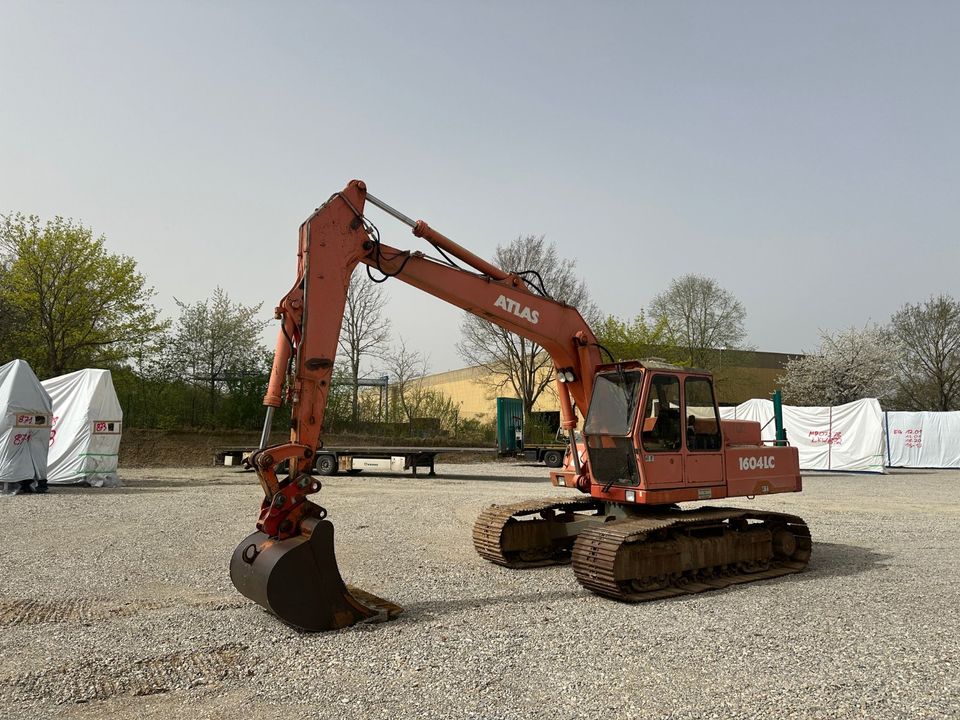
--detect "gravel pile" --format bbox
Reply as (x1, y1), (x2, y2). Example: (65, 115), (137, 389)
(0, 463), (957, 719)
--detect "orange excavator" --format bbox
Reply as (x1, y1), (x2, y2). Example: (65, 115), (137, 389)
(230, 180), (811, 631)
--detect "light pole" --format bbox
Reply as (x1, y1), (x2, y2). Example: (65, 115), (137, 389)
(717, 346), (727, 404)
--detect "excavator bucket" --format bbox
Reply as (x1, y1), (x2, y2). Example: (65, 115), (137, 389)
(230, 517), (402, 632)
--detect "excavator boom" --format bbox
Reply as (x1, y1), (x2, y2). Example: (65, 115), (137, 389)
(231, 180), (600, 630)
(230, 180), (809, 632)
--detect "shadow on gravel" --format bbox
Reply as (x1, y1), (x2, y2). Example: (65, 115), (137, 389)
(47, 476), (254, 492)
(45, 484), (193, 495)
(805, 541), (891, 579)
(399, 588), (582, 622)
(40, 472), (550, 494)
(370, 472), (549, 483)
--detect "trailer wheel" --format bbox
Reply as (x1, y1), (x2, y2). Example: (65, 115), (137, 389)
(315, 454), (338, 476)
(542, 449), (564, 468)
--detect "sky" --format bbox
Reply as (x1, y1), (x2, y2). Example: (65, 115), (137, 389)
(1, 1), (958, 375)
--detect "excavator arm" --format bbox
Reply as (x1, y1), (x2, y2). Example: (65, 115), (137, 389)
(230, 180), (600, 631)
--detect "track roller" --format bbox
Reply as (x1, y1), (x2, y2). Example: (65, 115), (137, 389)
(473, 497), (606, 568)
(572, 507), (811, 602)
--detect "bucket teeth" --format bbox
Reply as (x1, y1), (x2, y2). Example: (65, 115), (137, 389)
(230, 518), (402, 632)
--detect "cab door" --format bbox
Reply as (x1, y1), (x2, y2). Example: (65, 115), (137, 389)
(638, 374), (684, 488)
(682, 376), (724, 486)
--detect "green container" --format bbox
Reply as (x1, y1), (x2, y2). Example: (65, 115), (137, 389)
(496, 397), (524, 454)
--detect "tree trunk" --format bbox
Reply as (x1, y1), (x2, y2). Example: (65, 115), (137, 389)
(351, 358), (360, 424)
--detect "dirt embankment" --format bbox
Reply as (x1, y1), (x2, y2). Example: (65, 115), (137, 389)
(119, 429), (267, 467)
(119, 429), (496, 467)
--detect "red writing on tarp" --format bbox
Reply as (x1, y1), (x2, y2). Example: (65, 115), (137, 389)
(893, 427), (923, 448)
(809, 430), (843, 445)
(12, 432), (31, 446)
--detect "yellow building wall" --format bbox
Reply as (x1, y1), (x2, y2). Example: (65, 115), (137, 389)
(417, 357), (792, 420)
(417, 366), (561, 421)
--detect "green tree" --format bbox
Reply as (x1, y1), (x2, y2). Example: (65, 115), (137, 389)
(171, 287), (269, 425)
(594, 311), (680, 363)
(889, 294), (960, 411)
(0, 264), (25, 360)
(0, 213), (166, 377)
(111, 335), (183, 428)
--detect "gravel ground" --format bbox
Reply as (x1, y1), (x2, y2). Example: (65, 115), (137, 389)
(0, 462), (958, 720)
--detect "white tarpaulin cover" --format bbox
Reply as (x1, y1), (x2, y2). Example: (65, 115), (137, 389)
(0, 359), (53, 490)
(720, 398), (886, 473)
(884, 411), (960, 468)
(42, 369), (123, 486)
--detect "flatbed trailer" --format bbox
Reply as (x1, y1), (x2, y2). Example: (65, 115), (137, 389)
(518, 444), (567, 468)
(214, 446), (496, 477)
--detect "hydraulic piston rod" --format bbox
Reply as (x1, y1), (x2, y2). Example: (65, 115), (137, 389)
(259, 406), (275, 450)
(365, 192), (418, 228)
(365, 192), (509, 281)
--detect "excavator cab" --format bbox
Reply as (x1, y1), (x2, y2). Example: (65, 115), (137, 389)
(578, 363), (707, 489)
(579, 361), (709, 490)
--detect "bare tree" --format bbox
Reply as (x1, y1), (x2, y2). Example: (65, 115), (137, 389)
(889, 294), (960, 411)
(338, 271), (391, 423)
(457, 235), (598, 420)
(648, 274), (747, 369)
(382, 339), (430, 423)
(381, 339), (462, 434)
(778, 326), (897, 406)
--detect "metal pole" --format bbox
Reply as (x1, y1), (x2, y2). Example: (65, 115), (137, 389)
(366, 193), (417, 229)
(569, 429), (582, 474)
(259, 406), (275, 450)
(772, 389), (786, 446)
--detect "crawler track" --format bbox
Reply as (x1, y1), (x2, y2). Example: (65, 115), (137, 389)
(571, 507), (811, 601)
(473, 497), (605, 567)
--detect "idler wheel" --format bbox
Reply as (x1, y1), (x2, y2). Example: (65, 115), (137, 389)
(772, 528), (798, 559)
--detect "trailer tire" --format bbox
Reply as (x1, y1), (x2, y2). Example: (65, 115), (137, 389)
(542, 449), (564, 468)
(315, 453), (338, 476)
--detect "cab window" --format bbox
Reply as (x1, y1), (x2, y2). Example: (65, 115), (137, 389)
(684, 377), (722, 451)
(583, 371), (642, 436)
(641, 375), (681, 452)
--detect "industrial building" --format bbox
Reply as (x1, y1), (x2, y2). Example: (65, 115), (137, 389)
(416, 350), (797, 420)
